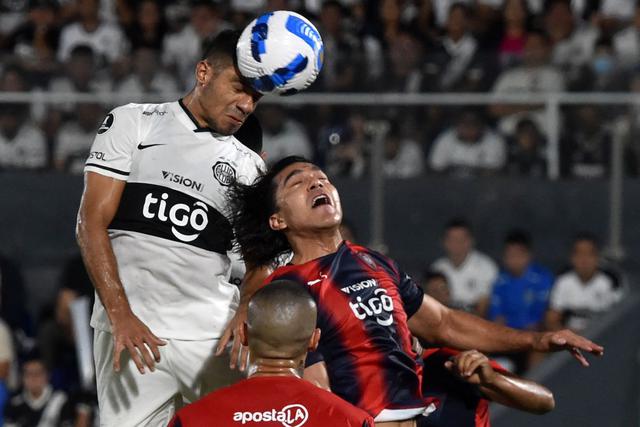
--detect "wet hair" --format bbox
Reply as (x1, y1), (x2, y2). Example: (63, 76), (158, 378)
(201, 29), (240, 69)
(228, 155), (315, 267)
(504, 229), (532, 249)
(247, 280), (317, 358)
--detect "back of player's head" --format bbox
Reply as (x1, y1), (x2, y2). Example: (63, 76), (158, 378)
(247, 280), (317, 359)
(228, 156), (316, 267)
(201, 29), (241, 69)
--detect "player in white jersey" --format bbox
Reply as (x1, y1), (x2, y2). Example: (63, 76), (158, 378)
(76, 31), (266, 426)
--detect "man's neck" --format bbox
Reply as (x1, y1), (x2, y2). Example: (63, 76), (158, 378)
(247, 358), (303, 379)
(289, 230), (343, 265)
(181, 92), (209, 129)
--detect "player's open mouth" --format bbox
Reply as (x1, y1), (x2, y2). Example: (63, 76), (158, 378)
(311, 194), (332, 208)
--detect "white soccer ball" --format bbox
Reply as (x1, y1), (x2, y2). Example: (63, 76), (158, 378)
(236, 10), (324, 96)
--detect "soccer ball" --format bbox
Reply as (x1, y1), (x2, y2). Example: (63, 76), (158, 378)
(236, 10), (324, 96)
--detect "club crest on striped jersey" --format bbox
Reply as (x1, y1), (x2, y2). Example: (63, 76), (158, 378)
(357, 252), (378, 270)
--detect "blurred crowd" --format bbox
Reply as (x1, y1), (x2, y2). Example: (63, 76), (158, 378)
(0, 217), (625, 425)
(2, 0), (640, 177)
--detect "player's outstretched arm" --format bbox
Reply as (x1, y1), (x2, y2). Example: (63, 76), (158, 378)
(215, 263), (272, 369)
(445, 350), (555, 414)
(407, 295), (603, 367)
(76, 172), (166, 374)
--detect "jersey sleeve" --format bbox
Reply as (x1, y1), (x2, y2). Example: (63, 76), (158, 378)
(304, 349), (324, 367)
(84, 104), (141, 180)
(397, 269), (425, 318)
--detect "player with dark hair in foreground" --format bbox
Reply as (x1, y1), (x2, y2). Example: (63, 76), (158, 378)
(169, 280), (374, 427)
(227, 156), (603, 425)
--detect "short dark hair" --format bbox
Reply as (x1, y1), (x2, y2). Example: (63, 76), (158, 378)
(201, 29), (240, 67)
(228, 155), (315, 267)
(70, 44), (95, 59)
(444, 218), (472, 234)
(505, 229), (532, 249)
(573, 232), (600, 249)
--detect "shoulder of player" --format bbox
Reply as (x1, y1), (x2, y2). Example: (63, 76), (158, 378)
(347, 242), (398, 272)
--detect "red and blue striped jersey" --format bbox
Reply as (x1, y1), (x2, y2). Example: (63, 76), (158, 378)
(265, 241), (425, 418)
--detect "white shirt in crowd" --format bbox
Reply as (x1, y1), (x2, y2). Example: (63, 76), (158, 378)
(552, 25), (599, 75)
(115, 72), (179, 98)
(263, 120), (313, 165)
(431, 250), (499, 310)
(384, 139), (425, 178)
(492, 65), (565, 136)
(614, 26), (640, 69)
(429, 128), (506, 173)
(57, 22), (127, 64)
(0, 123), (47, 170)
(550, 271), (622, 332)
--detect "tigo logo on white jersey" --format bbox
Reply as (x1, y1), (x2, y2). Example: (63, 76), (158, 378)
(142, 192), (208, 242)
(233, 404), (309, 426)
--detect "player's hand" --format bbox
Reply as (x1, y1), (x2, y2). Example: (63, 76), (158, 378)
(110, 310), (166, 374)
(444, 350), (496, 385)
(215, 305), (250, 371)
(533, 329), (604, 367)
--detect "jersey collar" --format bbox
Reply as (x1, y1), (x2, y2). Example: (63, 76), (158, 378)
(174, 99), (232, 140)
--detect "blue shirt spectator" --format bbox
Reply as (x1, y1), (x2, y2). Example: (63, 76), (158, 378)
(488, 230), (554, 330)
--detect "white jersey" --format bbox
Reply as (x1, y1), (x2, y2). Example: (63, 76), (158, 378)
(84, 101), (265, 340)
(550, 271), (622, 332)
(431, 250), (498, 310)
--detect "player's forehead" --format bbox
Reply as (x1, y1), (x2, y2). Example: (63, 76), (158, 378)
(274, 162), (324, 186)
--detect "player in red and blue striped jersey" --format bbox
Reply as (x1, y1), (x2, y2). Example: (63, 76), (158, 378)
(227, 156), (603, 425)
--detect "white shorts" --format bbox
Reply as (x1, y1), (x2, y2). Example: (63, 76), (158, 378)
(94, 329), (243, 426)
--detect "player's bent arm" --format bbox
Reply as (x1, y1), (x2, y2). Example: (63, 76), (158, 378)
(407, 295), (603, 364)
(303, 361), (331, 391)
(479, 371), (555, 414)
(239, 264), (274, 307)
(76, 172), (130, 321)
(544, 309), (564, 331)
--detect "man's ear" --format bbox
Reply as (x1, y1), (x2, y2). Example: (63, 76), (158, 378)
(269, 212), (287, 231)
(195, 60), (212, 86)
(242, 322), (249, 347)
(308, 328), (321, 352)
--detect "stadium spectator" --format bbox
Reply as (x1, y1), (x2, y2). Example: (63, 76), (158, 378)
(571, 36), (626, 92)
(54, 102), (104, 173)
(57, 0), (127, 66)
(260, 105), (313, 165)
(490, 29), (565, 137)
(0, 66), (47, 170)
(546, 0), (599, 86)
(423, 2), (496, 92)
(48, 45), (111, 114)
(381, 29), (426, 92)
(431, 218), (498, 315)
(560, 105), (613, 179)
(0, 254), (30, 347)
(428, 108), (506, 177)
(124, 0), (168, 52)
(420, 271), (452, 307)
(383, 122), (424, 178)
(4, 353), (67, 427)
(488, 230), (553, 331)
(546, 234), (623, 333)
(613, 2), (640, 70)
(504, 118), (547, 177)
(324, 113), (369, 178)
(316, 1), (363, 92)
(497, 0), (531, 68)
(163, 1), (232, 90)
(0, 0), (30, 38)
(4, 0), (61, 88)
(0, 317), (15, 425)
(115, 47), (179, 97)
(169, 281), (375, 426)
(37, 255), (94, 391)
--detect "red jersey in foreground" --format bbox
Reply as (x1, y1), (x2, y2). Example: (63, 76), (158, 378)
(168, 376), (373, 427)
